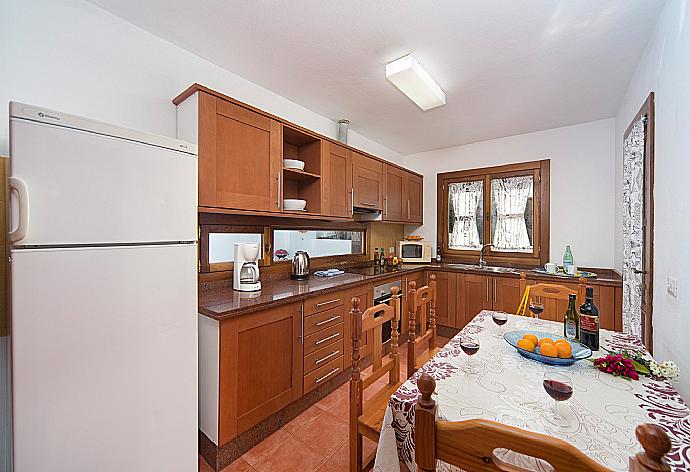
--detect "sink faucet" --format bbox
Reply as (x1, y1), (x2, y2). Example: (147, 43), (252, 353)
(479, 244), (493, 267)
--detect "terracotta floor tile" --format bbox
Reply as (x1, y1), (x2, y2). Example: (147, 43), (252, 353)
(292, 411), (349, 458)
(251, 435), (326, 472)
(241, 428), (292, 467)
(316, 387), (347, 411)
(327, 391), (351, 422)
(330, 436), (378, 470)
(220, 457), (255, 472)
(315, 460), (346, 472)
(282, 403), (325, 435)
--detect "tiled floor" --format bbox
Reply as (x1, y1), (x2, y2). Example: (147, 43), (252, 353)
(200, 336), (451, 472)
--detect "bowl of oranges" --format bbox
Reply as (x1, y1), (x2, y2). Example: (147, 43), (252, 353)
(503, 330), (592, 365)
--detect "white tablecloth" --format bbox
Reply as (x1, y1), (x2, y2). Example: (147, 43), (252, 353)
(373, 311), (690, 472)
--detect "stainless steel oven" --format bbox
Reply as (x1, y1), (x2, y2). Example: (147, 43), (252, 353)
(373, 278), (403, 344)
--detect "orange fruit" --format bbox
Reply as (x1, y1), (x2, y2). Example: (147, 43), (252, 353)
(517, 339), (536, 352)
(539, 342), (559, 358)
(556, 342), (573, 358)
(522, 334), (538, 347)
(538, 338), (554, 347)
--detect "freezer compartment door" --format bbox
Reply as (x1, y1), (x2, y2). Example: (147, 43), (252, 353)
(11, 244), (197, 472)
(9, 118), (197, 246)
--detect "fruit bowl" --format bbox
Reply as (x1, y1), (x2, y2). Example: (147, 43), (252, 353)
(504, 330), (592, 366)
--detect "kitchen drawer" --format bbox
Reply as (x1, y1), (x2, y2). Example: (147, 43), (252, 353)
(304, 291), (346, 316)
(303, 322), (344, 355)
(304, 305), (345, 336)
(304, 355), (344, 394)
(304, 339), (344, 374)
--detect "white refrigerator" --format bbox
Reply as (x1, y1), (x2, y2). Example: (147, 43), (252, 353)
(8, 103), (198, 472)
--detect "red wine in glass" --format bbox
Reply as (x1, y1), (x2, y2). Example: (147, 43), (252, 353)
(492, 312), (508, 337)
(529, 301), (545, 325)
(460, 341), (480, 356)
(543, 379), (573, 402)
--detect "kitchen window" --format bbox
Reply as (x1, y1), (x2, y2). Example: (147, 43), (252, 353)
(438, 160), (549, 266)
(272, 229), (364, 262)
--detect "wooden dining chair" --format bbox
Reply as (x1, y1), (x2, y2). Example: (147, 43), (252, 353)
(414, 373), (672, 472)
(407, 275), (439, 379)
(517, 272), (587, 318)
(349, 287), (404, 472)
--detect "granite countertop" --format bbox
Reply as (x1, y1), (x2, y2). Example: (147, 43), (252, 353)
(198, 263), (621, 321)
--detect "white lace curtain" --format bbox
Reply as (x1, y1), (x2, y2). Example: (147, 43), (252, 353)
(448, 181), (482, 249)
(492, 176), (533, 251)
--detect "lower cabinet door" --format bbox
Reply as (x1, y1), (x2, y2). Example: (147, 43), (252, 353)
(304, 355), (344, 394)
(427, 271), (457, 328)
(461, 274), (493, 327)
(218, 302), (303, 443)
(493, 276), (524, 314)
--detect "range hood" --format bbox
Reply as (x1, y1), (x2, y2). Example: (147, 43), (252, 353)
(353, 206), (382, 222)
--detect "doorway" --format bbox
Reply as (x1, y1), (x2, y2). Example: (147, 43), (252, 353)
(622, 92), (654, 350)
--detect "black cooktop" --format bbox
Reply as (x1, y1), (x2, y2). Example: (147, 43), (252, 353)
(345, 265), (407, 277)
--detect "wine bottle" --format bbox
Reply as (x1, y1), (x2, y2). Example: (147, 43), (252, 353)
(563, 294), (579, 340)
(563, 245), (574, 273)
(579, 287), (600, 350)
(374, 247), (380, 265)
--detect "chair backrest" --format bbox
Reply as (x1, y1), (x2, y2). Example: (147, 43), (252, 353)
(517, 272), (586, 318)
(407, 275), (437, 378)
(414, 373), (672, 472)
(350, 288), (401, 416)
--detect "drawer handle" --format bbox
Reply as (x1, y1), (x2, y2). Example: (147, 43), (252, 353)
(315, 333), (340, 345)
(315, 350), (340, 365)
(315, 367), (340, 384)
(315, 315), (341, 326)
(315, 298), (341, 308)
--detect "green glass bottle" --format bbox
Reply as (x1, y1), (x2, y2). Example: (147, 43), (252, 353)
(563, 294), (579, 340)
(563, 245), (574, 273)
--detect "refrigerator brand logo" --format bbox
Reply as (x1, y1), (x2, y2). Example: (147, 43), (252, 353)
(37, 111), (60, 121)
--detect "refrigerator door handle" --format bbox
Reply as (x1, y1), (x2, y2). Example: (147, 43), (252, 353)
(9, 176), (29, 242)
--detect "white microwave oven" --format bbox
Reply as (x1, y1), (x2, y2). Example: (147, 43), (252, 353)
(398, 240), (432, 263)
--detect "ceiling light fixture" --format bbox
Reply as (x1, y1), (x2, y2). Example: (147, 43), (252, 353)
(385, 54), (446, 111)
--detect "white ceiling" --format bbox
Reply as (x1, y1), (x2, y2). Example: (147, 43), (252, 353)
(89, 0), (664, 155)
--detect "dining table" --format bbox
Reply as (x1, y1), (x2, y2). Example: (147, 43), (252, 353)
(373, 310), (690, 472)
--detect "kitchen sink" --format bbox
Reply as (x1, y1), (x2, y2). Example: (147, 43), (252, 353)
(444, 263), (517, 274)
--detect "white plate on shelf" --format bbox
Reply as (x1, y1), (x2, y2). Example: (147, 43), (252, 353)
(283, 199), (307, 211)
(283, 159), (305, 171)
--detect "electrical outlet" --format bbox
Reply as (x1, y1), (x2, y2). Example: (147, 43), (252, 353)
(667, 276), (678, 298)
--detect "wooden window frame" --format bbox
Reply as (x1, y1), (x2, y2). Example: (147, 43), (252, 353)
(199, 225), (272, 273)
(270, 225), (368, 267)
(437, 160), (550, 267)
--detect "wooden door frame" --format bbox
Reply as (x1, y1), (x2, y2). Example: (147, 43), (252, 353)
(623, 92), (654, 351)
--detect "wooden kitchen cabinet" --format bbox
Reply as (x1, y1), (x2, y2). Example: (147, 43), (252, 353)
(324, 142), (352, 218)
(197, 92), (282, 212)
(492, 276), (523, 314)
(426, 271), (457, 328)
(383, 164), (405, 221)
(461, 274), (493, 327)
(218, 302), (303, 444)
(352, 152), (384, 210)
(404, 172), (423, 224)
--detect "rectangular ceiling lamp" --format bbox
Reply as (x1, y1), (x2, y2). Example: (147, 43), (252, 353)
(385, 54), (446, 111)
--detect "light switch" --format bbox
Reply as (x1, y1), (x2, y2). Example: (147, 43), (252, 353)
(667, 276), (678, 298)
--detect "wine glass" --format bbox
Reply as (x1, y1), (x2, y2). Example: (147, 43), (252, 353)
(492, 312), (508, 338)
(542, 372), (573, 427)
(529, 299), (544, 326)
(460, 336), (480, 374)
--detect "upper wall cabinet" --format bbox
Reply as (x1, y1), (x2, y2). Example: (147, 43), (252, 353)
(352, 151), (384, 210)
(174, 84), (422, 222)
(180, 91), (282, 212)
(405, 172), (423, 224)
(324, 142), (352, 218)
(383, 164), (405, 221)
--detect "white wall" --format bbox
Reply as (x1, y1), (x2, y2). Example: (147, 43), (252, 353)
(403, 119), (616, 268)
(0, 0), (402, 165)
(614, 0), (690, 400)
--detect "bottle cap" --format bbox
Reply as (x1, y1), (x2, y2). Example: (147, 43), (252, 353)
(569, 294), (576, 300)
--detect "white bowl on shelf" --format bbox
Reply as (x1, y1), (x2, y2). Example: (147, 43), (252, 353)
(283, 199), (307, 211)
(283, 159), (305, 171)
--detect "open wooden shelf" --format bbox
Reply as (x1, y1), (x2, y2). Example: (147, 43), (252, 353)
(283, 167), (321, 181)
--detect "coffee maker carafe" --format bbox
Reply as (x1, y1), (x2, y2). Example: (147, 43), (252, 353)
(233, 243), (262, 292)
